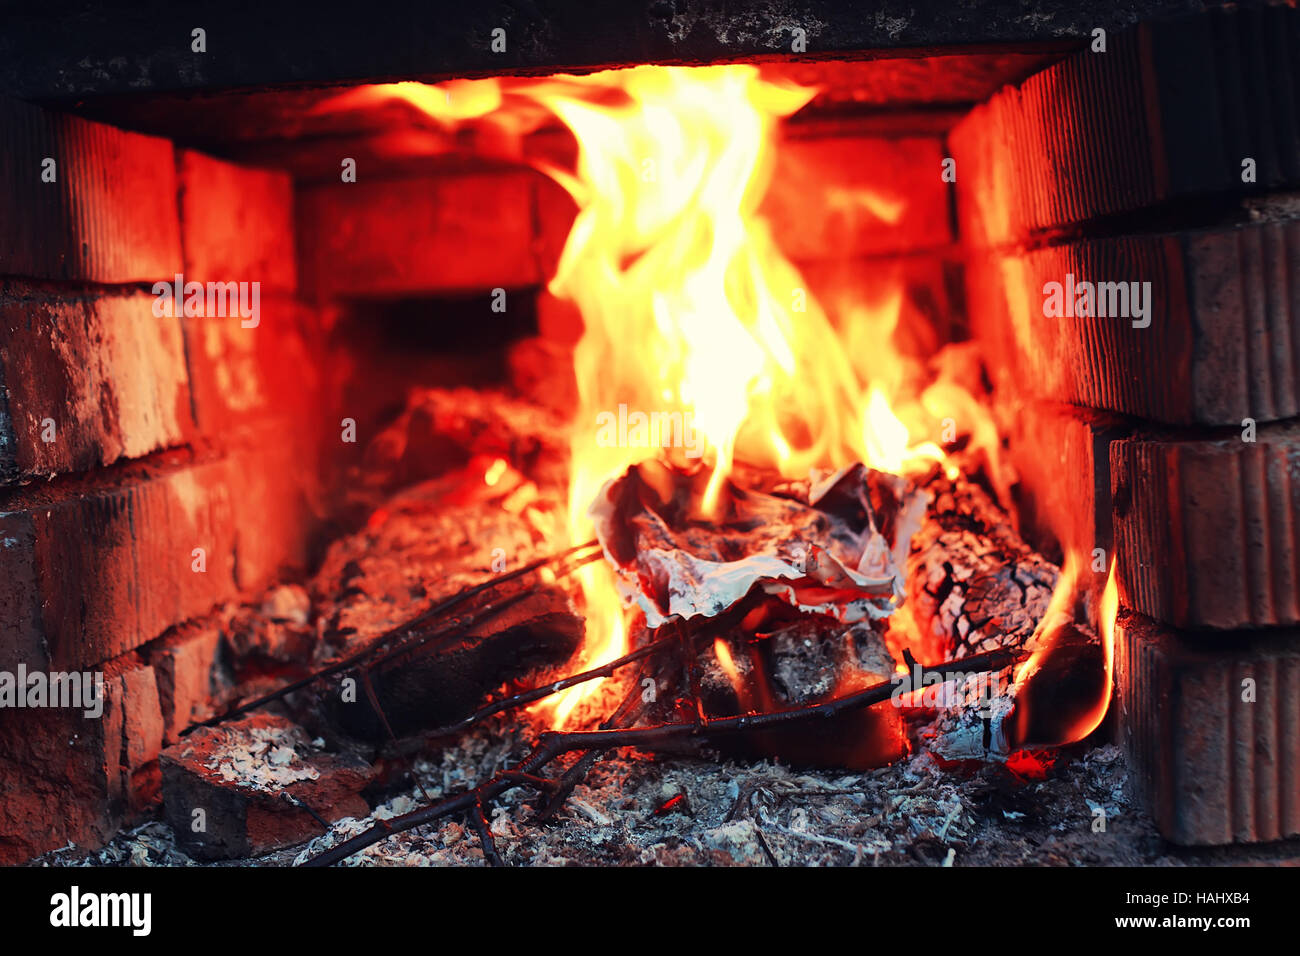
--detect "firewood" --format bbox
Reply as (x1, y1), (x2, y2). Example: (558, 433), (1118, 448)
(899, 469), (1060, 762)
(320, 587), (584, 741)
(904, 470), (1059, 663)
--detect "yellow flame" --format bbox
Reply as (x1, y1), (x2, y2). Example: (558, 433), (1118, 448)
(713, 638), (741, 686)
(348, 67), (1003, 726)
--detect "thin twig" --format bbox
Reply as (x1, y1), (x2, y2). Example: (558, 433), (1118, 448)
(280, 792), (331, 831)
(469, 798), (504, 867)
(754, 827), (781, 867)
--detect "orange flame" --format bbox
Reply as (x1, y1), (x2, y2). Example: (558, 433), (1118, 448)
(1083, 557), (1119, 740)
(1012, 555), (1118, 745)
(529, 66), (975, 722)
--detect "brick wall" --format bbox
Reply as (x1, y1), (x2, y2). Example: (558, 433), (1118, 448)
(0, 95), (327, 862)
(294, 126), (960, 363)
(954, 6), (1300, 845)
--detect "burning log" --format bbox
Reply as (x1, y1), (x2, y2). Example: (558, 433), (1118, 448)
(892, 467), (1064, 763)
(581, 456), (1072, 769)
(583, 457), (931, 768)
(320, 587), (585, 741)
(184, 532), (602, 738)
(903, 469), (1059, 662)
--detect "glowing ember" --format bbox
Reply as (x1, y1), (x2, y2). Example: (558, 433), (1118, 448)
(483, 457), (508, 487)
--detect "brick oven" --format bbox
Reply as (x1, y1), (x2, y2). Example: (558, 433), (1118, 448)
(0, 0), (1297, 868)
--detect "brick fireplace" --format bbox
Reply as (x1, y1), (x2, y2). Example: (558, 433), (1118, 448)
(0, 0), (1297, 864)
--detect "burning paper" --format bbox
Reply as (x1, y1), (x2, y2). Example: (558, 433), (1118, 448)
(590, 459), (927, 628)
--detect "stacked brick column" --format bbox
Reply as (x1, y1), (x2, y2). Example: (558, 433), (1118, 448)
(952, 5), (1300, 844)
(0, 95), (326, 861)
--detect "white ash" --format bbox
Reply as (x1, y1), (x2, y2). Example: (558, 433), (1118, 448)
(205, 723), (322, 791)
(767, 620), (897, 704)
(43, 726), (1179, 867)
(285, 705), (1156, 867)
(924, 679), (1019, 761)
(260, 584), (312, 625)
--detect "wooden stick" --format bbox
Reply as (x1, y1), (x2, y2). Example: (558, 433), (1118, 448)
(386, 634), (675, 752)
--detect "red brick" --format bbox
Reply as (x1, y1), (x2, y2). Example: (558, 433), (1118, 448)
(1002, 401), (1124, 564)
(951, 5), (1300, 247)
(1112, 423), (1300, 630)
(145, 621), (224, 744)
(0, 94), (181, 282)
(224, 423), (320, 590)
(297, 172), (543, 300)
(966, 216), (1300, 426)
(0, 646), (185, 860)
(761, 135), (952, 259)
(0, 665), (125, 863)
(120, 659), (165, 812)
(182, 297), (324, 433)
(1115, 611), (1300, 845)
(159, 713), (375, 860)
(0, 512), (46, 678)
(178, 149), (297, 293)
(0, 454), (239, 672)
(0, 285), (193, 482)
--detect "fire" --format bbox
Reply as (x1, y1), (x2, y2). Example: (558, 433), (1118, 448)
(861, 387), (953, 479)
(337, 66), (998, 727)
(712, 638), (741, 686)
(1090, 558), (1120, 737)
(1011, 555), (1119, 745)
(527, 65), (968, 722)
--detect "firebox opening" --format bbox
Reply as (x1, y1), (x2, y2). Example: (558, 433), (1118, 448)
(93, 55), (1109, 778)
(222, 60), (1107, 766)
